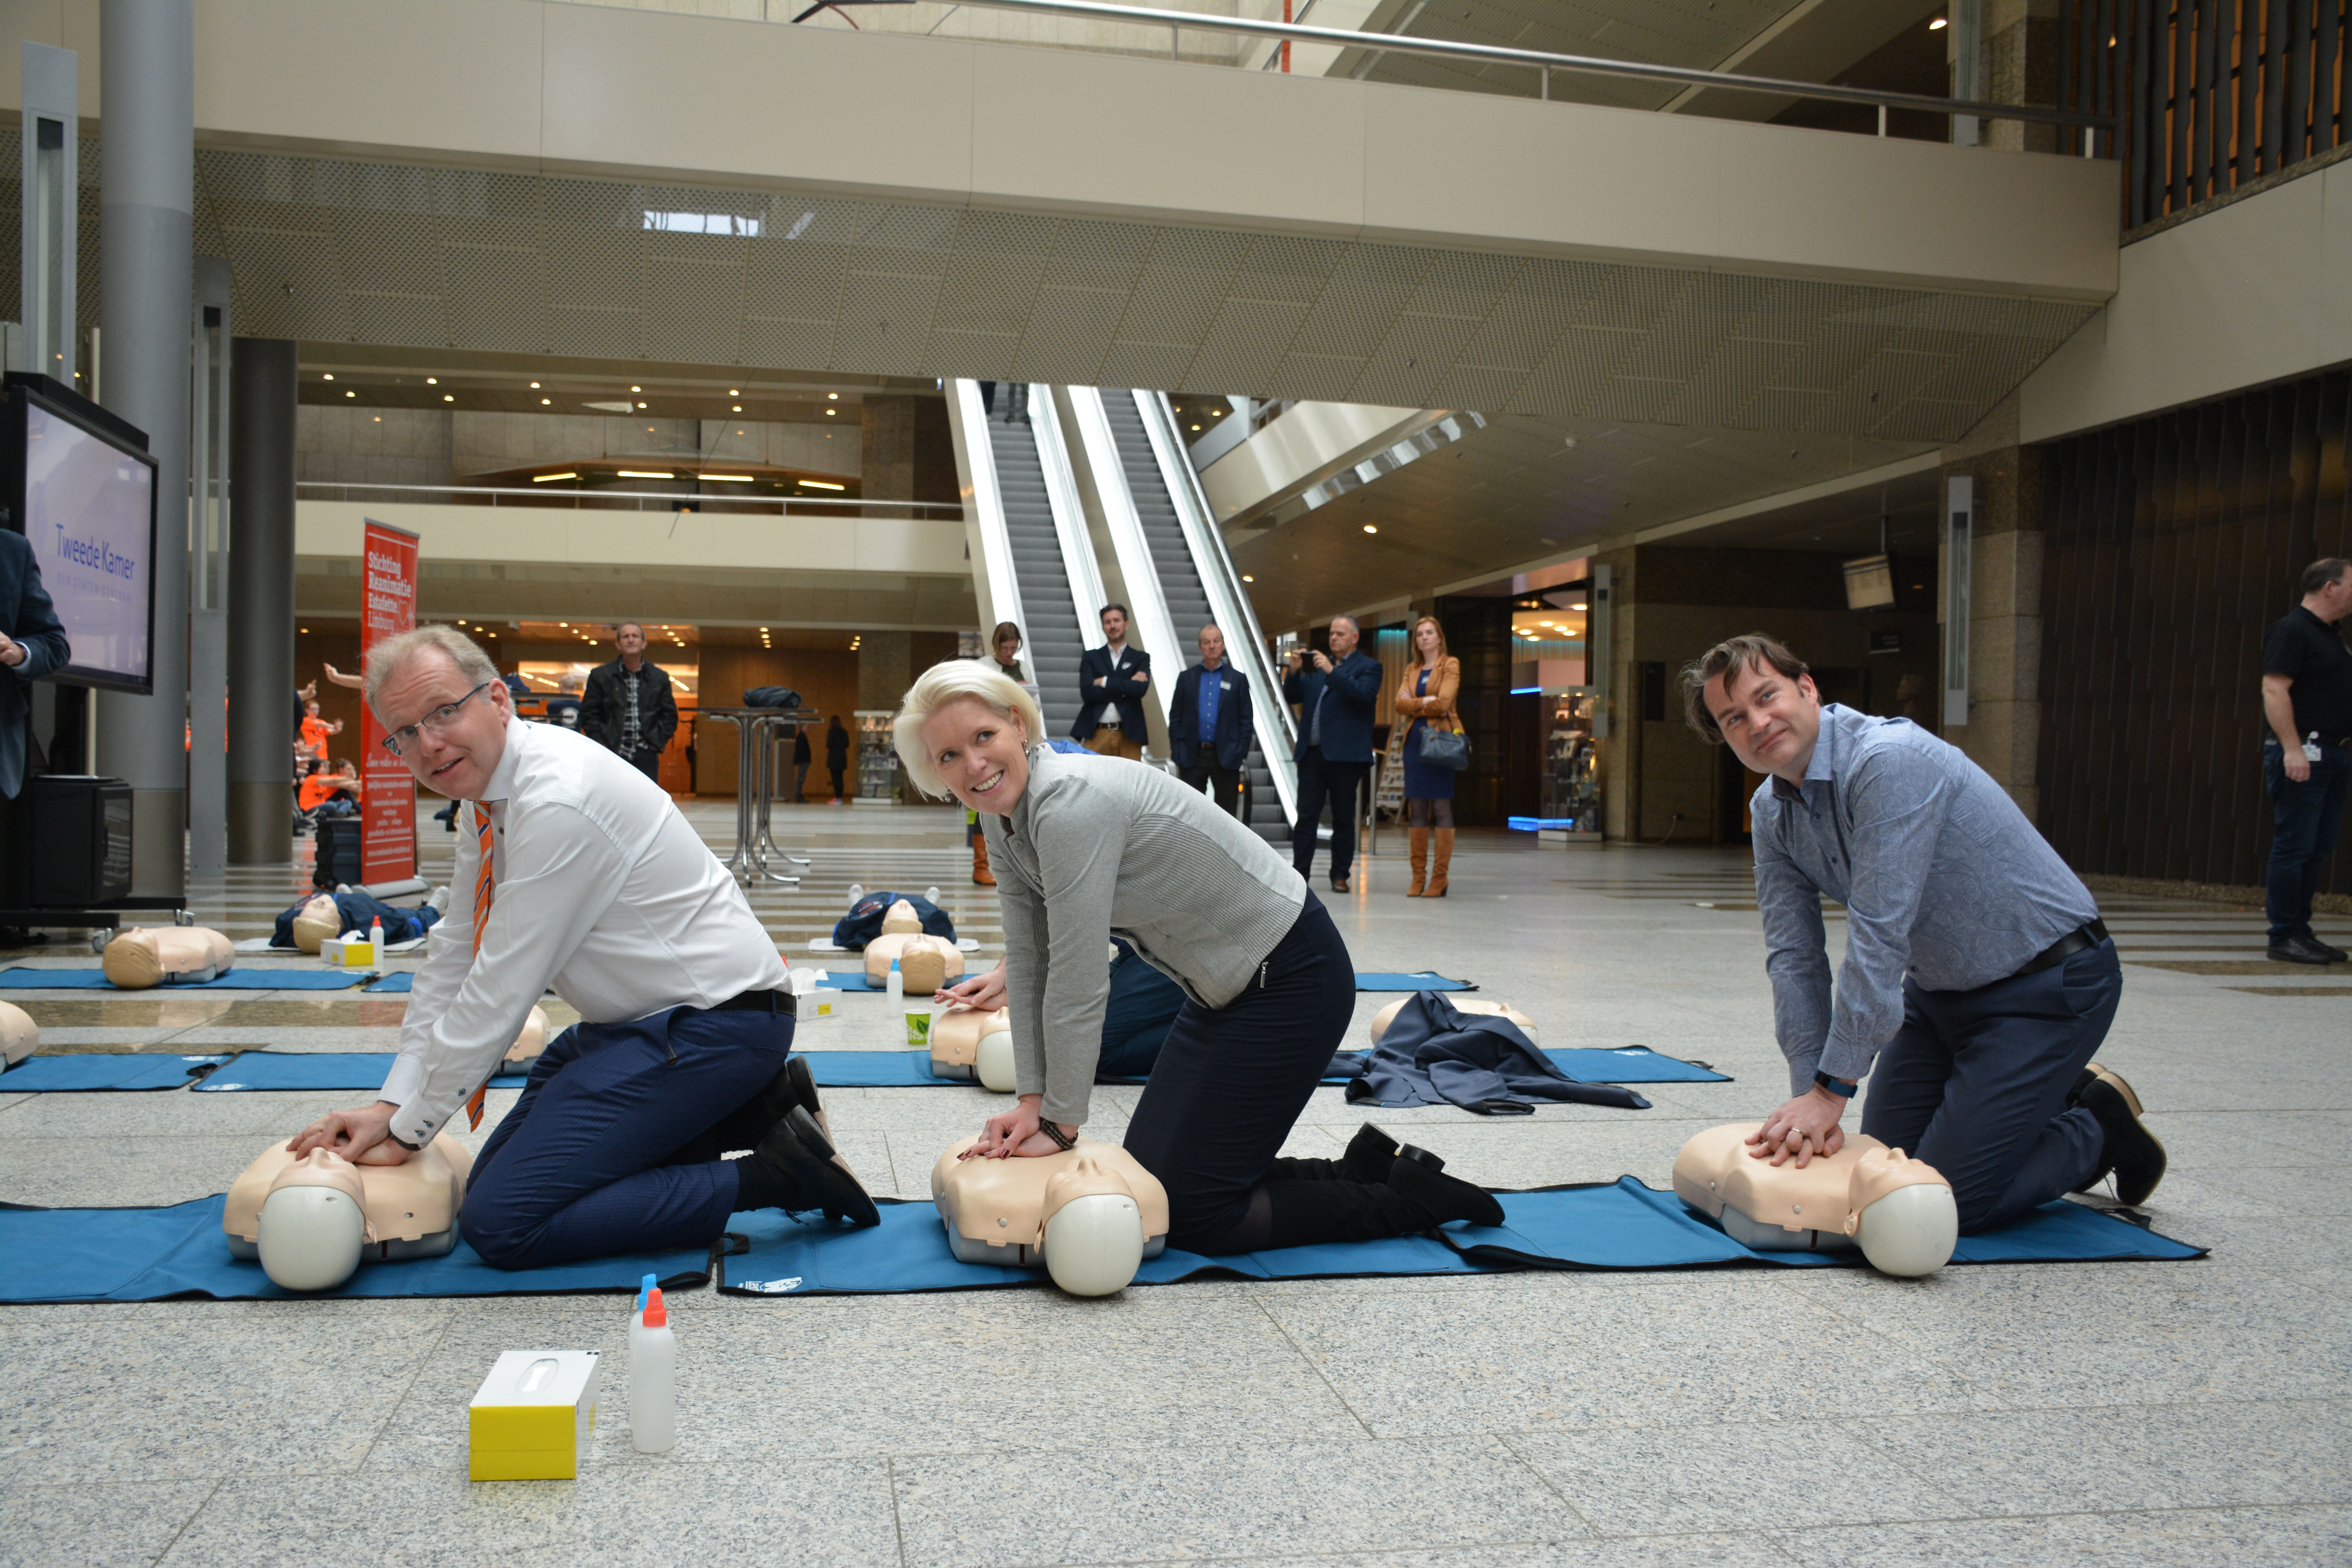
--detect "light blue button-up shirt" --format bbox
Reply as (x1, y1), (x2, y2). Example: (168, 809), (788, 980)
(1751, 705), (2100, 1094)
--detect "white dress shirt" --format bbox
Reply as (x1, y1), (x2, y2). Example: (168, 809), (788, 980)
(381, 715), (785, 1146)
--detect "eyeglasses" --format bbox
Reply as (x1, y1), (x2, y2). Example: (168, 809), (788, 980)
(381, 681), (495, 757)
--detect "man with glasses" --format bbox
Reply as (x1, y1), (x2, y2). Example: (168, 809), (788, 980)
(287, 624), (877, 1270)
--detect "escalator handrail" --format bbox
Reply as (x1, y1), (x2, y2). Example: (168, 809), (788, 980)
(1133, 388), (1299, 830)
(949, 379), (1025, 644)
(1028, 383), (1111, 664)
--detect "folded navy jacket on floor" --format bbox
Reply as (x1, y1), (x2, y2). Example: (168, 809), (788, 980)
(1331, 992), (1652, 1112)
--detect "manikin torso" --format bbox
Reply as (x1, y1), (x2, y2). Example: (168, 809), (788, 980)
(930, 1135), (1169, 1295)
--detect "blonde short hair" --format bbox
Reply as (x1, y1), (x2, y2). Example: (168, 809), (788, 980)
(363, 624), (501, 716)
(893, 661), (1044, 799)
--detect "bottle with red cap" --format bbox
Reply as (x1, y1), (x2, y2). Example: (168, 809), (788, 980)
(630, 1286), (676, 1453)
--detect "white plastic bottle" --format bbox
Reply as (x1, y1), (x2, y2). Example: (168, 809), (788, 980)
(630, 1286), (677, 1453)
(885, 956), (903, 1005)
(368, 916), (385, 961)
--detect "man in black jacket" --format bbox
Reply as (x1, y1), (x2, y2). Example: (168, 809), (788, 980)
(580, 622), (677, 782)
(1168, 623), (1252, 820)
(0, 528), (69, 801)
(1071, 603), (1151, 761)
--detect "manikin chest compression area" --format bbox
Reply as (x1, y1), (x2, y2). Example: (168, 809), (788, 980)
(930, 1137), (1171, 1296)
(224, 1136), (474, 1291)
(1671, 1124), (1960, 1276)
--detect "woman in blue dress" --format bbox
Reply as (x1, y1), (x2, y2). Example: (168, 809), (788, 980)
(1392, 615), (1461, 897)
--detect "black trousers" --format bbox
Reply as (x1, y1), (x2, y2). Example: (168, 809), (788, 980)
(1122, 891), (1354, 1252)
(628, 747), (661, 782)
(1179, 743), (1244, 820)
(1291, 746), (1367, 882)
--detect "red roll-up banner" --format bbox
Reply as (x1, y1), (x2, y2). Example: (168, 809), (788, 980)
(359, 519), (420, 886)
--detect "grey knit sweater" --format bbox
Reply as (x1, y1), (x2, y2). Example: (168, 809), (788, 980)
(982, 744), (1306, 1125)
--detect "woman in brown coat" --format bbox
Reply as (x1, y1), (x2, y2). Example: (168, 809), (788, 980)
(1392, 615), (1461, 897)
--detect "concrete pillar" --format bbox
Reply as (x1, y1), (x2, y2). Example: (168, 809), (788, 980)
(1969, 0), (2063, 155)
(1940, 394), (2044, 820)
(861, 396), (917, 501)
(856, 630), (913, 799)
(96, 0), (193, 897)
(228, 339), (296, 864)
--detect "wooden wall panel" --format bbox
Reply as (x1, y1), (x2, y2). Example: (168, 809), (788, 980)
(2038, 367), (2352, 890)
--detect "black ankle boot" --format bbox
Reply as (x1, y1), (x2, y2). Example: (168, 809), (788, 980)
(1265, 1125), (1446, 1187)
(1385, 1152), (1504, 1229)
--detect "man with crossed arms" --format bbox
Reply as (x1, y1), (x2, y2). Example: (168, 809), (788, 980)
(289, 625), (875, 1269)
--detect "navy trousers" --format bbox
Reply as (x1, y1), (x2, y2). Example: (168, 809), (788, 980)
(1122, 893), (1354, 1252)
(1860, 940), (2122, 1234)
(462, 1000), (791, 1269)
(2263, 740), (2350, 945)
(1292, 748), (1368, 882)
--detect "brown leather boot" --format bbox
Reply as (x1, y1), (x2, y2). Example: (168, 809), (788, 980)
(972, 835), (996, 887)
(1426, 828), (1454, 898)
(1406, 827), (1428, 897)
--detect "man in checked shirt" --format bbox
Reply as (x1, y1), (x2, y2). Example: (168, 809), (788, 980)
(287, 625), (876, 1268)
(1683, 634), (2167, 1230)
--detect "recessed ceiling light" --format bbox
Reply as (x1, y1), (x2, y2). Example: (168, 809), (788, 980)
(529, 381), (541, 389)
(827, 392), (838, 400)
(425, 376), (437, 385)
(533, 472), (578, 483)
(630, 385), (641, 392)
(372, 416), (381, 423)
(1928, 13), (1947, 27)
(1241, 574), (1254, 583)
(321, 373), (334, 381)
(637, 402), (648, 410)
(732, 405), (742, 412)
(702, 474), (753, 483)
(617, 470), (674, 479)
(729, 389), (739, 396)
(826, 408), (836, 416)
(540, 398), (551, 405)
(1363, 524), (1378, 534)
(443, 394), (454, 402)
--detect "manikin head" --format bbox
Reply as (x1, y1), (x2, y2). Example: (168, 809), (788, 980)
(291, 893), (341, 954)
(1843, 1145), (1959, 1277)
(2300, 557), (2352, 624)
(1198, 623), (1225, 670)
(615, 622), (646, 665)
(1100, 604), (1130, 648)
(256, 1149), (372, 1292)
(897, 662), (1044, 818)
(1327, 615), (1360, 661)
(366, 626), (514, 803)
(1686, 634), (1823, 787)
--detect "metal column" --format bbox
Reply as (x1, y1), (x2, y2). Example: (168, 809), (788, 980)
(96, 0), (194, 897)
(187, 257), (231, 877)
(228, 339), (295, 864)
(17, 42), (76, 380)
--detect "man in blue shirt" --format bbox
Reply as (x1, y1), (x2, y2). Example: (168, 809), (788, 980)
(1684, 634), (2165, 1230)
(1169, 623), (1252, 820)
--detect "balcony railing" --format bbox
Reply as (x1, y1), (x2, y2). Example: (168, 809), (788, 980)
(294, 480), (962, 520)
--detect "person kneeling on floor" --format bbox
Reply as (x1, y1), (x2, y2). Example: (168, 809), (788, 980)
(286, 624), (875, 1271)
(902, 659), (1502, 1254)
(1684, 633), (2166, 1230)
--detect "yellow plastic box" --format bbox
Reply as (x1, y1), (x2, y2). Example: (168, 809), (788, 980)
(468, 1349), (601, 1481)
(318, 935), (377, 967)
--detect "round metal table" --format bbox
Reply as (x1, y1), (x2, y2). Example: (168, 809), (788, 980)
(700, 706), (817, 884)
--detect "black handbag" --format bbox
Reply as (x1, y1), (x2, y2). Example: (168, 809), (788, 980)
(1417, 722), (1470, 771)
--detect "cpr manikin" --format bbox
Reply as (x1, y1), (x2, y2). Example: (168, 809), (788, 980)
(1671, 1124), (1959, 1278)
(1366, 995), (1535, 1044)
(99, 926), (235, 988)
(224, 1134), (474, 1291)
(929, 1005), (1014, 1091)
(508, 1004), (553, 1068)
(866, 931), (965, 994)
(0, 1000), (36, 1066)
(931, 1136), (1169, 1296)
(289, 894), (341, 954)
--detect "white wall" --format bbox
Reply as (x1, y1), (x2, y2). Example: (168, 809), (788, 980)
(2020, 158), (2352, 443)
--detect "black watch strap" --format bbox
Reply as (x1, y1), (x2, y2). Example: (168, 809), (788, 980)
(1813, 1071), (1857, 1099)
(387, 1129), (422, 1151)
(1036, 1118), (1077, 1151)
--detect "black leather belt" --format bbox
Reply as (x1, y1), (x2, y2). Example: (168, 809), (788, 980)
(2013, 919), (2109, 978)
(709, 987), (795, 1016)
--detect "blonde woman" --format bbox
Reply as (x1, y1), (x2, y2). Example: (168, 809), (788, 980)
(1392, 615), (1461, 897)
(898, 661), (1503, 1256)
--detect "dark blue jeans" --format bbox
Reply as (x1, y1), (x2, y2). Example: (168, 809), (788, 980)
(462, 1000), (791, 1269)
(1860, 941), (2122, 1234)
(2264, 740), (2350, 945)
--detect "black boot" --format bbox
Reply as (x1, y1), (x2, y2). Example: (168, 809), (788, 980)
(1386, 1151), (1504, 1229)
(1265, 1123), (1445, 1186)
(1263, 1178), (1442, 1248)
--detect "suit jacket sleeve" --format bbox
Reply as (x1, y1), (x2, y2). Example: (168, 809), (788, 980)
(1167, 667), (1197, 747)
(1076, 648), (1105, 711)
(7, 546), (68, 680)
(1102, 650), (1150, 700)
(1334, 653), (1382, 711)
(1231, 672), (1253, 749)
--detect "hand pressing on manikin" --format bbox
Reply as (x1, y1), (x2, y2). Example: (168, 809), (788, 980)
(935, 958), (1006, 1011)
(961, 1094), (1074, 1161)
(1745, 1083), (1849, 1169)
(287, 1102), (414, 1167)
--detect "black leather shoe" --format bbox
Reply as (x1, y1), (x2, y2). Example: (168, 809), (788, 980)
(2268, 936), (2339, 965)
(750, 1106), (879, 1227)
(2314, 938), (2350, 962)
(715, 1055), (826, 1152)
(1385, 1150), (1504, 1229)
(1344, 1122), (1445, 1183)
(2078, 1069), (2165, 1207)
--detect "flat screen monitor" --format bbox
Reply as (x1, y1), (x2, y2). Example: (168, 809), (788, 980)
(1842, 554), (1897, 612)
(3, 378), (158, 693)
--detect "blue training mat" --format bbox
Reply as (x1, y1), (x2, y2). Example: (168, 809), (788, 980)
(364, 973), (414, 993)
(185, 1051), (532, 1094)
(1355, 972), (1474, 991)
(0, 967), (376, 991)
(0, 1194), (711, 1303)
(0, 1053), (232, 1091)
(1437, 1178), (2207, 1271)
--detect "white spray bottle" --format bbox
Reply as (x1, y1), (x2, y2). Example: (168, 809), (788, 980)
(630, 1286), (677, 1453)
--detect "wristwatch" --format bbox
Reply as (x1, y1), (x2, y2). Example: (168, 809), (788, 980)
(1813, 1071), (1857, 1099)
(1036, 1118), (1078, 1152)
(386, 1129), (422, 1152)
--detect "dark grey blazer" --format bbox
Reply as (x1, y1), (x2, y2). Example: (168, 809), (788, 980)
(0, 529), (69, 799)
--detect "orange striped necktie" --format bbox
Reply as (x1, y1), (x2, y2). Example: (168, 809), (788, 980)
(463, 801), (494, 1131)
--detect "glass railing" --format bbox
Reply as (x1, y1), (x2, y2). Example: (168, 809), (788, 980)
(292, 480), (960, 520)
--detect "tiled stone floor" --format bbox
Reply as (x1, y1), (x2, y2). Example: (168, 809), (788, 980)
(0, 800), (2345, 1566)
